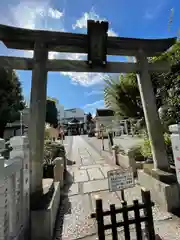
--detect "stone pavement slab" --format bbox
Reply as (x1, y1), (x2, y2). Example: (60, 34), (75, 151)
(68, 183), (79, 196)
(80, 164), (102, 170)
(81, 156), (94, 166)
(83, 179), (109, 193)
(90, 160), (105, 165)
(74, 169), (89, 182)
(87, 168), (104, 180)
(100, 165), (119, 177)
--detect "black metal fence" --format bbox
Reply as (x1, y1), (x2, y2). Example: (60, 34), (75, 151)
(91, 189), (156, 240)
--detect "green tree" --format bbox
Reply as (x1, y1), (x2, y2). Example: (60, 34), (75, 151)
(104, 74), (143, 119)
(0, 67), (25, 137)
(86, 112), (92, 122)
(104, 41), (180, 128)
(46, 99), (58, 127)
(151, 40), (180, 130)
(86, 112), (92, 130)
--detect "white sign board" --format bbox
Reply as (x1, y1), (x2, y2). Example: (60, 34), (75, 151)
(107, 168), (135, 192)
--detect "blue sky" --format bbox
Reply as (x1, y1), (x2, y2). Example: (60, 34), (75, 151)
(0, 0), (180, 116)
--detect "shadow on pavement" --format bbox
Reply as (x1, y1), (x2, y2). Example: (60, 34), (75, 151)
(66, 158), (76, 166)
(53, 169), (74, 240)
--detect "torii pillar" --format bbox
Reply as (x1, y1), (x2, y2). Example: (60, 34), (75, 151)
(29, 42), (48, 204)
(136, 50), (169, 171)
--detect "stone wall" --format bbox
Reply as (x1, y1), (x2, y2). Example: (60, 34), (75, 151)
(0, 136), (30, 240)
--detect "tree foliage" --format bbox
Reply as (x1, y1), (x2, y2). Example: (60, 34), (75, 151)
(0, 67), (25, 137)
(104, 74), (143, 119)
(46, 99), (58, 127)
(151, 40), (180, 130)
(86, 112), (92, 122)
(104, 40), (180, 132)
(86, 112), (93, 130)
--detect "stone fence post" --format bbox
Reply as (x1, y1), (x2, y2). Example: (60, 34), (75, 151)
(169, 124), (180, 184)
(112, 145), (119, 165)
(0, 152), (9, 240)
(53, 157), (64, 188)
(10, 136), (30, 235)
(0, 138), (5, 151)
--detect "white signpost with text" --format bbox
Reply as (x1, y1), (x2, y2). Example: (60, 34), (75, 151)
(169, 124), (180, 184)
(107, 168), (135, 201)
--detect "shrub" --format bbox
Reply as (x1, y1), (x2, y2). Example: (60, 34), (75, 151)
(130, 146), (144, 161)
(44, 141), (65, 165)
(140, 133), (173, 160)
(140, 137), (153, 159)
(44, 127), (51, 140)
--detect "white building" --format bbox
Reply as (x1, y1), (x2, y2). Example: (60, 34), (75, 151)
(95, 109), (115, 137)
(63, 108), (85, 124)
(4, 108), (30, 140)
(56, 103), (64, 123)
(47, 98), (65, 124)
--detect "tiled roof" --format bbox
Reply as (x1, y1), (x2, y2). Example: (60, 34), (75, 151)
(96, 109), (115, 117)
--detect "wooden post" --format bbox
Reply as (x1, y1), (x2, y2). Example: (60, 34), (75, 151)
(110, 204), (118, 240)
(108, 132), (114, 148)
(121, 190), (125, 201)
(133, 200), (142, 240)
(100, 129), (104, 151)
(125, 120), (128, 135)
(96, 199), (105, 240)
(29, 41), (48, 204)
(141, 188), (155, 240)
(136, 50), (169, 171)
(122, 201), (130, 240)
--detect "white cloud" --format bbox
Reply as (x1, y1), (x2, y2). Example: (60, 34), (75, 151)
(1, 4), (117, 86)
(1, 1), (64, 58)
(72, 8), (117, 37)
(62, 72), (107, 86)
(47, 8), (64, 19)
(107, 29), (117, 37)
(83, 100), (105, 115)
(65, 9), (118, 86)
(85, 90), (103, 96)
(8, 1), (63, 29)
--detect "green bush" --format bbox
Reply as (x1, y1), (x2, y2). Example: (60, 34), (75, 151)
(130, 147), (145, 161)
(44, 127), (51, 140)
(44, 141), (65, 165)
(140, 133), (173, 160)
(164, 133), (173, 157)
(140, 137), (152, 159)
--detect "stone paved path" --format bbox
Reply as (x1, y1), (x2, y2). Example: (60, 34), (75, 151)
(54, 136), (180, 240)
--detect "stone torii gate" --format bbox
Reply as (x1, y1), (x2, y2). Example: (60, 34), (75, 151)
(0, 21), (176, 201)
